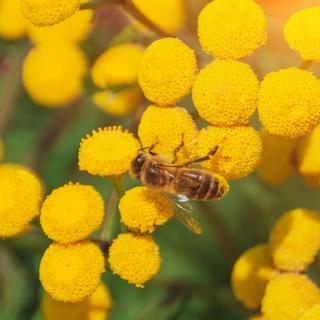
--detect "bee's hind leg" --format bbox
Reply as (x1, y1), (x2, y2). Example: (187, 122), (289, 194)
(171, 134), (185, 163)
(184, 146), (219, 166)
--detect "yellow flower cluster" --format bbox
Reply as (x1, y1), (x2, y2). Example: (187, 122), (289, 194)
(299, 305), (320, 320)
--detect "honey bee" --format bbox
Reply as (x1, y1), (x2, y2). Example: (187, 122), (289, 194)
(130, 141), (229, 234)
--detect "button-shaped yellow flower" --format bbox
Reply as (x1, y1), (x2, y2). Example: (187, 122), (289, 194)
(138, 105), (198, 163)
(258, 131), (297, 186)
(198, 0), (267, 59)
(79, 126), (140, 177)
(192, 59), (259, 126)
(299, 305), (320, 320)
(232, 244), (278, 310)
(262, 274), (320, 320)
(258, 67), (320, 138)
(269, 208), (320, 272)
(196, 126), (262, 180)
(42, 283), (112, 320)
(108, 233), (161, 287)
(40, 183), (104, 243)
(0, 163), (43, 237)
(91, 43), (144, 88)
(21, 0), (80, 26)
(138, 38), (197, 106)
(284, 7), (320, 62)
(40, 241), (105, 303)
(119, 187), (173, 233)
(22, 42), (87, 107)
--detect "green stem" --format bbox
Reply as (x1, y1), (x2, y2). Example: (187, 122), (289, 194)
(101, 189), (118, 241)
(111, 176), (125, 198)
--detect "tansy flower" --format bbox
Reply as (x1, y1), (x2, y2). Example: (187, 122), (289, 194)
(138, 38), (197, 106)
(258, 130), (297, 186)
(0, 0), (27, 40)
(269, 208), (320, 272)
(42, 283), (112, 320)
(196, 126), (262, 180)
(21, 0), (80, 26)
(296, 125), (320, 187)
(262, 273), (320, 320)
(258, 68), (320, 138)
(299, 305), (320, 320)
(39, 241), (105, 303)
(231, 244), (278, 310)
(284, 7), (320, 62)
(78, 126), (140, 177)
(40, 183), (104, 244)
(0, 163), (43, 237)
(119, 187), (174, 233)
(91, 44), (144, 89)
(197, 0), (267, 59)
(131, 0), (186, 34)
(192, 59), (259, 126)
(108, 233), (161, 287)
(22, 42), (87, 107)
(138, 105), (198, 163)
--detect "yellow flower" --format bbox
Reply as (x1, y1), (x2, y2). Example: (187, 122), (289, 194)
(42, 283), (112, 320)
(0, 163), (43, 237)
(196, 126), (262, 180)
(258, 130), (297, 186)
(231, 244), (278, 310)
(21, 0), (80, 26)
(39, 241), (105, 303)
(108, 233), (161, 287)
(78, 126), (140, 177)
(138, 105), (198, 163)
(40, 183), (104, 244)
(93, 86), (142, 117)
(91, 43), (144, 88)
(296, 125), (320, 187)
(0, 0), (27, 40)
(119, 186), (173, 233)
(284, 7), (320, 62)
(269, 208), (320, 272)
(22, 42), (87, 107)
(131, 0), (186, 34)
(192, 59), (259, 126)
(258, 68), (320, 138)
(26, 8), (93, 44)
(299, 305), (320, 320)
(138, 38), (197, 106)
(198, 0), (267, 59)
(262, 274), (320, 320)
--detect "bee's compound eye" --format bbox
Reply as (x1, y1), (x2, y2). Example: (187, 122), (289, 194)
(132, 154), (146, 176)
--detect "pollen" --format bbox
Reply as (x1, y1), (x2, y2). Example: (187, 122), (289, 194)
(119, 187), (174, 233)
(231, 244), (278, 310)
(262, 274), (320, 320)
(258, 130), (297, 186)
(138, 105), (198, 163)
(197, 0), (267, 59)
(108, 233), (161, 287)
(0, 163), (43, 237)
(91, 43), (144, 88)
(258, 67), (320, 138)
(138, 38), (197, 106)
(78, 126), (140, 177)
(269, 208), (320, 272)
(196, 126), (262, 180)
(192, 59), (259, 126)
(284, 7), (320, 62)
(299, 305), (320, 320)
(39, 241), (105, 303)
(40, 183), (104, 244)
(21, 0), (80, 26)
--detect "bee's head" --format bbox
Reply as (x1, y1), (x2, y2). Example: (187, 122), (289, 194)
(130, 152), (147, 178)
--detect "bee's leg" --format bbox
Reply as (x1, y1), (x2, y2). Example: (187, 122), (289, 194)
(171, 134), (185, 163)
(139, 142), (158, 155)
(184, 146), (219, 166)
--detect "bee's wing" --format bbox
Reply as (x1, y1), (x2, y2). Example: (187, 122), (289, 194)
(166, 194), (203, 235)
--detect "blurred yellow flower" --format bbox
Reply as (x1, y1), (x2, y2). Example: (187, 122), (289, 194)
(299, 305), (320, 320)
(192, 59), (259, 126)
(40, 241), (105, 303)
(138, 38), (197, 106)
(108, 233), (161, 287)
(79, 126), (140, 177)
(258, 68), (320, 138)
(0, 163), (43, 237)
(198, 0), (267, 59)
